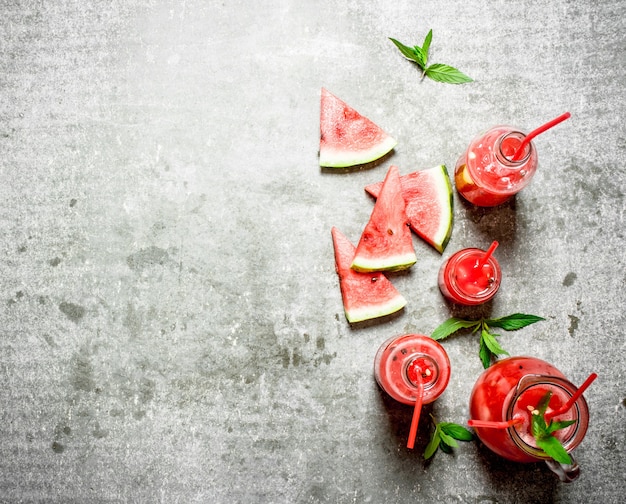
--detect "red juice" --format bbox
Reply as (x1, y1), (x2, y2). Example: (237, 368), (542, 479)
(374, 334), (450, 406)
(438, 247), (501, 305)
(455, 126), (538, 206)
(468, 356), (590, 464)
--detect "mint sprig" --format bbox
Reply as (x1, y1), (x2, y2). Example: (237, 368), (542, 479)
(432, 313), (545, 368)
(531, 391), (577, 464)
(389, 30), (473, 84)
(424, 414), (474, 459)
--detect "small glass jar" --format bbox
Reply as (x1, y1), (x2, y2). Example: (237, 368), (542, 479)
(455, 125), (538, 206)
(438, 247), (501, 306)
(374, 334), (450, 406)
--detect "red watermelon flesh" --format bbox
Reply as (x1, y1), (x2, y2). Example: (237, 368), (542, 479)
(365, 165), (453, 253)
(331, 227), (407, 323)
(351, 165), (417, 272)
(319, 88), (397, 168)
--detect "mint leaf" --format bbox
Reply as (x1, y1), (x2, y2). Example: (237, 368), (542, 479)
(547, 419), (576, 434)
(421, 29), (432, 62)
(390, 31), (472, 85)
(481, 330), (509, 357)
(438, 430), (459, 448)
(535, 434), (572, 465)
(424, 417), (473, 459)
(431, 318), (479, 341)
(389, 38), (422, 64)
(478, 336), (491, 369)
(424, 426), (441, 459)
(486, 313), (545, 331)
(439, 441), (453, 453)
(433, 313), (543, 368)
(530, 391), (575, 464)
(440, 423), (474, 441)
(412, 46), (427, 68)
(424, 63), (473, 84)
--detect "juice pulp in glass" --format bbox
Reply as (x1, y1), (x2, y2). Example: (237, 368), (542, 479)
(438, 247), (501, 305)
(469, 356), (589, 463)
(374, 334), (450, 406)
(455, 126), (538, 206)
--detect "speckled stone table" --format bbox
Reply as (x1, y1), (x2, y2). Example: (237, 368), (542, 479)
(1, 1), (624, 502)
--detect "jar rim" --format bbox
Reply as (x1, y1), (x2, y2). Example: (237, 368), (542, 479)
(506, 375), (590, 459)
(445, 248), (501, 304)
(497, 130), (533, 165)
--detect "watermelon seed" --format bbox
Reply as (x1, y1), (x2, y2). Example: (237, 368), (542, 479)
(387, 228), (394, 235)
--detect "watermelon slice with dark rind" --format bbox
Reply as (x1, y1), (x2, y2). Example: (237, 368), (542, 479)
(351, 165), (417, 272)
(331, 227), (407, 323)
(365, 165), (453, 253)
(319, 88), (397, 168)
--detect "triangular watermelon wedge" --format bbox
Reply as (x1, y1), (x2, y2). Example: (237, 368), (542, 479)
(365, 165), (453, 253)
(351, 165), (417, 272)
(331, 227), (407, 323)
(319, 88), (397, 168)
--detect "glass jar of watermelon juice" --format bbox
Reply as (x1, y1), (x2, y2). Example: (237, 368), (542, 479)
(374, 334), (450, 405)
(455, 126), (538, 206)
(468, 356), (591, 482)
(438, 246), (501, 305)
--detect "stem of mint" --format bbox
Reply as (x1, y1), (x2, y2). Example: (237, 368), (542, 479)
(431, 313), (544, 368)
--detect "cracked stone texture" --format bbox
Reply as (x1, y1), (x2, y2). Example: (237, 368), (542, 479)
(0, 1), (624, 503)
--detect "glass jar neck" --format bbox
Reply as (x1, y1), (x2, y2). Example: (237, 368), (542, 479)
(495, 131), (532, 166)
(506, 375), (589, 459)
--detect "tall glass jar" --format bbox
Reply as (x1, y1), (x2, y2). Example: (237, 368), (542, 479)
(468, 356), (590, 482)
(455, 126), (538, 206)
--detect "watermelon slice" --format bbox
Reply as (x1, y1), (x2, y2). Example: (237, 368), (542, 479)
(351, 165), (417, 272)
(365, 165), (453, 253)
(319, 88), (397, 168)
(331, 227), (407, 323)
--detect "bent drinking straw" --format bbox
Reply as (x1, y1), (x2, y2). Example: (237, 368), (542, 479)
(406, 373), (424, 449)
(477, 241), (498, 271)
(511, 112), (571, 161)
(467, 417), (522, 429)
(544, 372), (598, 422)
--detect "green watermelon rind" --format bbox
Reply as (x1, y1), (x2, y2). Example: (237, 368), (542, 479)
(350, 252), (417, 273)
(345, 295), (407, 324)
(319, 88), (397, 168)
(424, 165), (453, 253)
(332, 226), (407, 323)
(319, 136), (398, 168)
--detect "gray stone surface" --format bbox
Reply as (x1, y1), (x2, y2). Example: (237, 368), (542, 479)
(1, 1), (624, 502)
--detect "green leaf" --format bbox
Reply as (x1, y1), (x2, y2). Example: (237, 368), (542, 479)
(389, 38), (423, 66)
(547, 419), (577, 434)
(424, 427), (441, 459)
(438, 430), (459, 448)
(486, 313), (545, 331)
(424, 63), (473, 84)
(531, 412), (546, 440)
(530, 391), (575, 464)
(478, 336), (492, 369)
(422, 29), (433, 61)
(547, 420), (576, 435)
(439, 440), (453, 453)
(481, 330), (509, 357)
(431, 317), (479, 341)
(535, 434), (572, 464)
(440, 423), (474, 441)
(412, 46), (427, 68)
